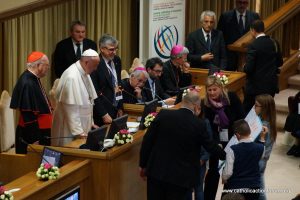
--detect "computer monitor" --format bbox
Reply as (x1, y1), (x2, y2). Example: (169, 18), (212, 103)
(139, 99), (158, 130)
(52, 185), (80, 200)
(41, 147), (63, 167)
(106, 114), (129, 139)
(85, 125), (108, 151)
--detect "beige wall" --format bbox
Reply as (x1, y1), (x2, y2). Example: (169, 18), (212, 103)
(0, 0), (40, 13)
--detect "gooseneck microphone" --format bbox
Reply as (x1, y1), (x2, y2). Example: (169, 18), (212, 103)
(143, 87), (168, 106)
(44, 136), (75, 140)
(97, 91), (119, 112)
(19, 137), (51, 164)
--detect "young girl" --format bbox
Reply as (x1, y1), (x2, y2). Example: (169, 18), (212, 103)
(254, 94), (277, 200)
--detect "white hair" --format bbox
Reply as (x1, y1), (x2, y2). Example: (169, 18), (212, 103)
(130, 69), (149, 79)
(200, 10), (216, 22)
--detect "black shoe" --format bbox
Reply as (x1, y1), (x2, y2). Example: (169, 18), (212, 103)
(293, 146), (300, 157)
(287, 145), (298, 155)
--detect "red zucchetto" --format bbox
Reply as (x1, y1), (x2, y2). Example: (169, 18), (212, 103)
(27, 51), (45, 63)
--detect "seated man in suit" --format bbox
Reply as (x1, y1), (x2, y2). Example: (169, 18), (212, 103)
(143, 57), (176, 105)
(186, 10), (227, 70)
(120, 67), (149, 104)
(217, 0), (260, 71)
(160, 45), (192, 96)
(53, 20), (97, 78)
(91, 34), (123, 126)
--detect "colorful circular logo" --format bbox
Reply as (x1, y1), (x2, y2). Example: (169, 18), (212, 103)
(154, 25), (179, 59)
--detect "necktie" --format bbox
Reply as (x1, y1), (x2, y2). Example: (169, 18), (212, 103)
(76, 43), (81, 59)
(206, 34), (211, 51)
(108, 60), (117, 106)
(151, 81), (155, 99)
(238, 14), (244, 35)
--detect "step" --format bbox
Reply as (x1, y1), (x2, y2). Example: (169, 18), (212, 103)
(288, 74), (300, 89)
(274, 88), (299, 112)
(276, 111), (287, 130)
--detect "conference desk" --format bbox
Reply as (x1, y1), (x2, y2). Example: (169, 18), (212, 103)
(0, 69), (245, 199)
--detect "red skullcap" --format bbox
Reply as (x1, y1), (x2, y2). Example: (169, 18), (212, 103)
(27, 51), (45, 63)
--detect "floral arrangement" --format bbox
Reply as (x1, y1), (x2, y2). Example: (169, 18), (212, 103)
(213, 72), (229, 85)
(144, 112), (158, 128)
(0, 186), (13, 200)
(113, 129), (133, 145)
(36, 163), (60, 181)
(182, 86), (202, 98)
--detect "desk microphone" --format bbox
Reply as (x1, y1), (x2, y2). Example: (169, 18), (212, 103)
(44, 136), (75, 140)
(120, 87), (145, 104)
(143, 87), (168, 106)
(19, 137), (51, 164)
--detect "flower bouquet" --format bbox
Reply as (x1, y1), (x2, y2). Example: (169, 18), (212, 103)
(213, 72), (229, 85)
(36, 163), (60, 181)
(113, 129), (133, 145)
(144, 112), (158, 128)
(0, 186), (13, 200)
(182, 86), (202, 98)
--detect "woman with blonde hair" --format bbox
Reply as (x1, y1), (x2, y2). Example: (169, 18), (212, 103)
(203, 75), (245, 200)
(254, 94), (277, 200)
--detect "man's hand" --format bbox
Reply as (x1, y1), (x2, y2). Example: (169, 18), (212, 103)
(117, 109), (123, 117)
(181, 62), (190, 73)
(201, 53), (214, 61)
(134, 87), (142, 99)
(92, 124), (99, 129)
(102, 113), (112, 124)
(139, 167), (147, 181)
(164, 97), (176, 105)
(75, 132), (88, 139)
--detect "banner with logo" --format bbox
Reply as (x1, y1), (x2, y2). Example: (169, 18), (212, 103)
(139, 0), (186, 62)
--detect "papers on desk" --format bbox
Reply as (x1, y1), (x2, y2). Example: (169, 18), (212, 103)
(127, 122), (140, 133)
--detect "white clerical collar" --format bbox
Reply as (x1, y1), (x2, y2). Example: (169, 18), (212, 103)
(256, 33), (266, 39)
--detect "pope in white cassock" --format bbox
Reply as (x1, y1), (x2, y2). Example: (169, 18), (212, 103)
(51, 49), (100, 146)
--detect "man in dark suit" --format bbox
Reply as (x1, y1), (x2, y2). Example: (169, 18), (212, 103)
(217, 0), (260, 71)
(186, 10), (227, 70)
(91, 34), (123, 126)
(139, 90), (226, 200)
(243, 20), (283, 113)
(144, 57), (175, 105)
(120, 68), (149, 104)
(160, 45), (192, 96)
(53, 20), (97, 78)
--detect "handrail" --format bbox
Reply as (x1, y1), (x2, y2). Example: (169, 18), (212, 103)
(228, 0), (300, 52)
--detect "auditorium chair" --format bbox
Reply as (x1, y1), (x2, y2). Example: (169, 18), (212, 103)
(0, 90), (15, 152)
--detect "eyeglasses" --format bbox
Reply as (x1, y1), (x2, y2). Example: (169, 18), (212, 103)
(254, 104), (262, 108)
(152, 69), (163, 73)
(104, 47), (118, 52)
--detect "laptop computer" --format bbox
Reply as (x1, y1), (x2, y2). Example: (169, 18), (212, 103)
(41, 147), (63, 167)
(139, 99), (158, 130)
(106, 114), (129, 139)
(85, 125), (108, 151)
